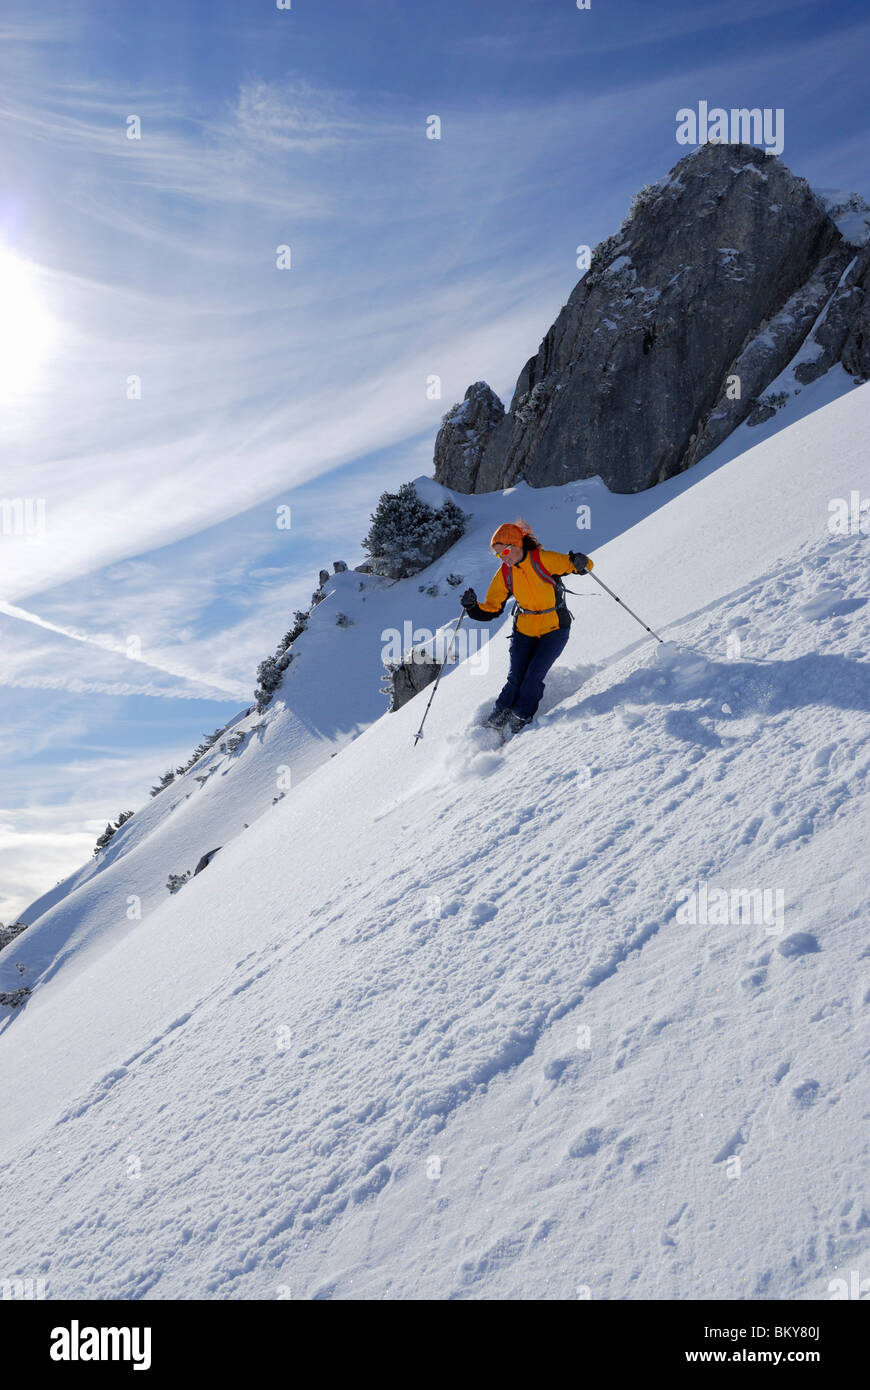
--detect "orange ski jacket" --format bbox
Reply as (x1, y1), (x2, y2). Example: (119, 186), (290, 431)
(467, 546), (590, 637)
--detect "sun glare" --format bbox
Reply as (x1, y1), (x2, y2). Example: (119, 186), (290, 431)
(0, 246), (56, 398)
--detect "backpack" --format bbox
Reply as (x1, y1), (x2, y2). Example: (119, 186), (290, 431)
(501, 549), (570, 620)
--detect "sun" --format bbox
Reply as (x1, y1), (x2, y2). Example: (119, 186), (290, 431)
(0, 246), (56, 398)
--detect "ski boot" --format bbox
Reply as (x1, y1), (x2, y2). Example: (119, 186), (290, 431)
(503, 710), (532, 737)
(483, 706), (511, 730)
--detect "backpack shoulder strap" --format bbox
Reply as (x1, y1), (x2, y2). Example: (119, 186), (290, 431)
(529, 548), (560, 587)
(502, 551), (569, 618)
(529, 549), (569, 613)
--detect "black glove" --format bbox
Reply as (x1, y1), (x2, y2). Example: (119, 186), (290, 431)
(460, 588), (478, 611)
(569, 550), (591, 574)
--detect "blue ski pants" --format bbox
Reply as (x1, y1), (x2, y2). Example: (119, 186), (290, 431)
(494, 625), (571, 721)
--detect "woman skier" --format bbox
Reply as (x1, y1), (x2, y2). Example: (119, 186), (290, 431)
(460, 520), (593, 734)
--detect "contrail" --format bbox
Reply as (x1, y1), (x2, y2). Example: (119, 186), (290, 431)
(0, 597), (247, 700)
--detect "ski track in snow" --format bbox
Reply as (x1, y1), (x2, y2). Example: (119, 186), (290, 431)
(2, 526), (868, 1299)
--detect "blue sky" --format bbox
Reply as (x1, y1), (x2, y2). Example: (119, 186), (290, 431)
(0, 0), (868, 916)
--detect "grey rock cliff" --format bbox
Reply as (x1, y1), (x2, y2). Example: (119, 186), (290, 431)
(793, 240), (870, 385)
(435, 145), (869, 494)
(433, 382), (505, 493)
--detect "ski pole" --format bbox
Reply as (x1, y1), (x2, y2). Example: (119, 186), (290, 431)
(587, 570), (664, 643)
(413, 611), (466, 746)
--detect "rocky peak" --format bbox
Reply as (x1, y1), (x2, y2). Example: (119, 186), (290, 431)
(434, 145), (868, 494)
(433, 381), (505, 493)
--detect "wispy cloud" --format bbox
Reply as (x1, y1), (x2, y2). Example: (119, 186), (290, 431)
(6, 33), (863, 615)
(0, 17), (82, 44)
(1, 0), (867, 916)
(448, 0), (835, 61)
(0, 821), (95, 924)
(0, 600), (248, 698)
(233, 78), (409, 152)
(0, 737), (204, 920)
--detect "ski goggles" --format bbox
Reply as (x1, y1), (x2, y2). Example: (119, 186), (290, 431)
(492, 544), (514, 558)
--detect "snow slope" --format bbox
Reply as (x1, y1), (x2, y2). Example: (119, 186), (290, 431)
(1, 384), (867, 1299)
(6, 359), (860, 988)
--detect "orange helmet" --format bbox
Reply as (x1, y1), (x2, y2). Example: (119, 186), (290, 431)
(490, 520), (531, 551)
